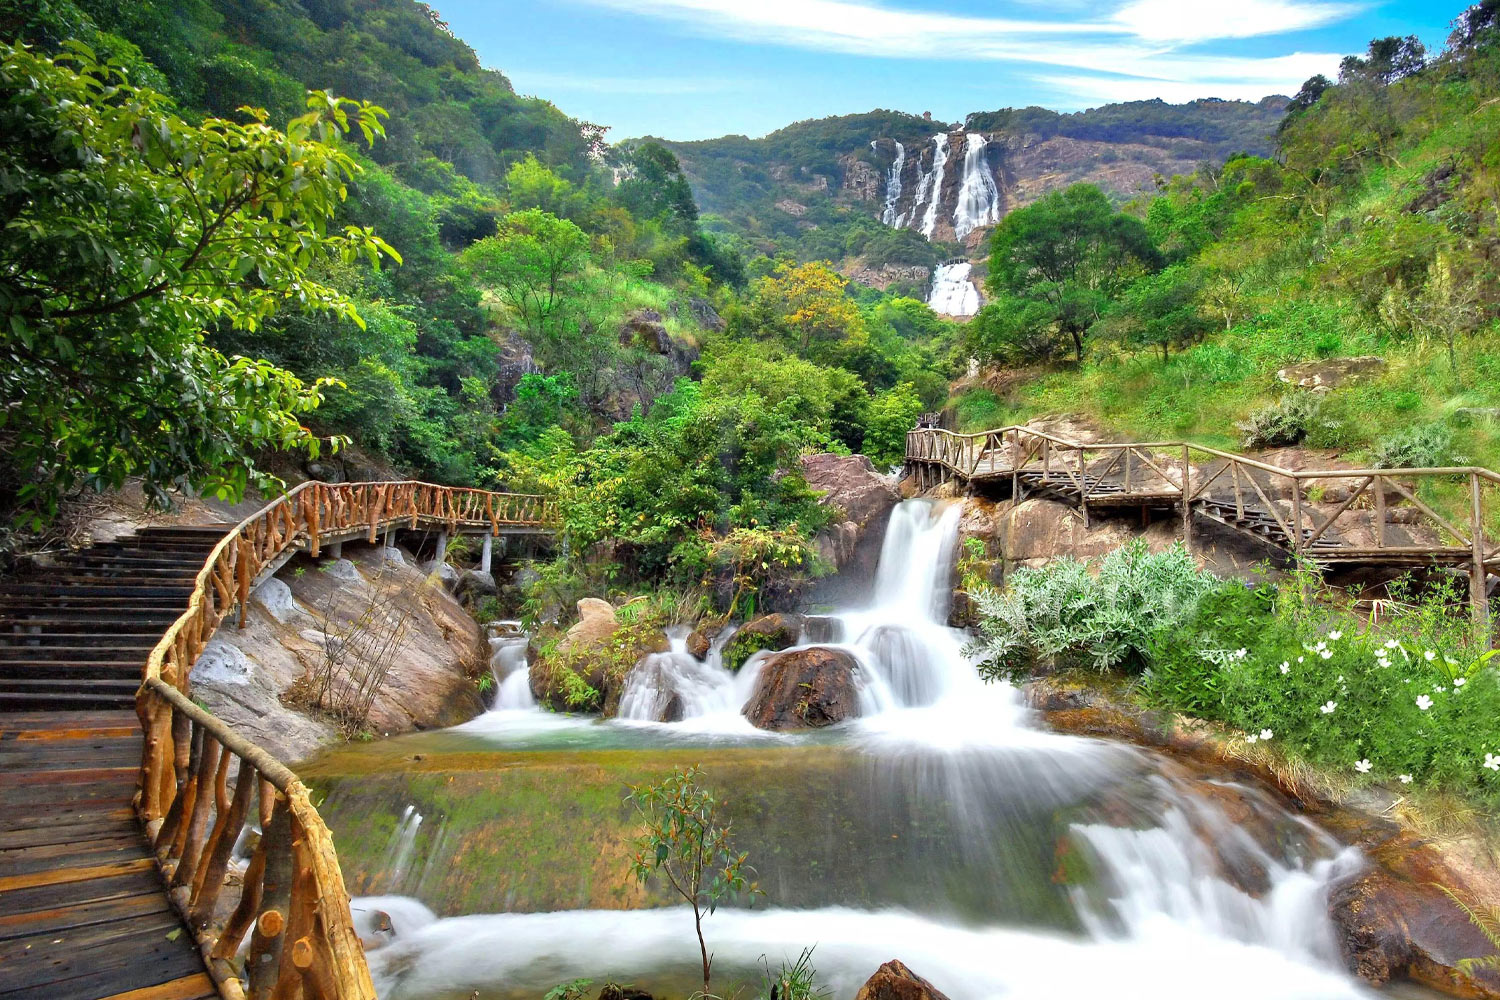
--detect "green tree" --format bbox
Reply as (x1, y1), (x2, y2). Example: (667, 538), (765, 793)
(461, 209), (590, 342)
(1106, 265), (1213, 362)
(0, 42), (396, 524)
(627, 766), (758, 997)
(986, 184), (1160, 362)
(863, 383), (924, 468)
(616, 141), (698, 234)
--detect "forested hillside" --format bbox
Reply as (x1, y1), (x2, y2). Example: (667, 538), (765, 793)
(0, 0), (957, 609)
(658, 97), (1286, 283)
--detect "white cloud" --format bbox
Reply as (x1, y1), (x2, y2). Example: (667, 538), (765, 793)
(1110, 0), (1359, 43)
(568, 0), (1351, 109)
(506, 70), (743, 96)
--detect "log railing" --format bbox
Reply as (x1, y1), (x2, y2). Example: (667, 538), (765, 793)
(134, 481), (556, 999)
(906, 425), (1500, 630)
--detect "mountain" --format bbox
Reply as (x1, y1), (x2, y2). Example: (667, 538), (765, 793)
(656, 97), (1290, 303)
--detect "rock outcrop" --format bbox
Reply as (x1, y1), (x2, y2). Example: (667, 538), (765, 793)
(742, 646), (859, 730)
(188, 545), (487, 764)
(1276, 356), (1386, 391)
(721, 613), (803, 673)
(853, 960), (952, 1000)
(801, 452), (900, 604)
(529, 599), (669, 714)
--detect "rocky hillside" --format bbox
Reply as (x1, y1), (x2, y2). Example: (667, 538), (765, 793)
(658, 98), (1288, 275)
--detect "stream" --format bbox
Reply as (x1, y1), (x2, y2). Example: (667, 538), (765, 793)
(300, 501), (1431, 1000)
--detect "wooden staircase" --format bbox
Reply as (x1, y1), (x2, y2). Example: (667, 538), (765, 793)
(0, 526), (224, 712)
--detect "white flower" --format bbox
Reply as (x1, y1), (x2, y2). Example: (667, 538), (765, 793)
(1399, 774), (1413, 784)
(1246, 734), (1259, 744)
(1376, 657), (1390, 669)
(1279, 662), (1291, 675)
(1329, 631), (1343, 641)
(1416, 694), (1434, 711)
(1485, 753), (1500, 772)
(1320, 649), (1333, 660)
(1424, 650), (1436, 661)
(1445, 656), (1458, 665)
(1454, 677), (1467, 688)
(1260, 729), (1273, 741)
(1384, 639), (1399, 649)
(1336, 675), (1344, 683)
(1315, 641), (1328, 652)
(1355, 759), (1372, 774)
(1433, 685), (1446, 694)
(1320, 700), (1337, 714)
(1235, 648), (1248, 659)
(1297, 656), (1305, 663)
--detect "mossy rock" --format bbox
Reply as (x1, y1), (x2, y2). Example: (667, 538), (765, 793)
(722, 613), (803, 673)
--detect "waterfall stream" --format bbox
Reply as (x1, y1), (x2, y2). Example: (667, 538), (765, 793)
(874, 139), (906, 227)
(952, 133), (1000, 240)
(916, 134), (949, 240)
(316, 500), (1388, 1000)
(927, 261), (980, 317)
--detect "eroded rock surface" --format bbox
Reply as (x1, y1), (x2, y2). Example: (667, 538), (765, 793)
(189, 545), (486, 763)
(742, 646), (858, 730)
(853, 960), (952, 1000)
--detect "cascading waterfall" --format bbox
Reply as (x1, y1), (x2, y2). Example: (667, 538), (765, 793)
(345, 500), (1375, 1000)
(951, 133), (1000, 240)
(927, 261), (980, 317)
(486, 625), (534, 710)
(873, 139), (906, 227)
(916, 134), (949, 240)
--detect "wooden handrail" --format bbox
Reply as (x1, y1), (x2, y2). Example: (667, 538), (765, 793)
(133, 480), (557, 1000)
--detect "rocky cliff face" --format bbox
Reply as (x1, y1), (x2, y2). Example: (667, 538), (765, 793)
(189, 544), (487, 764)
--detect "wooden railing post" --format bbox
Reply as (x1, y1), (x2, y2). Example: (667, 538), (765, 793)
(1181, 444), (1192, 552)
(1471, 472), (1491, 647)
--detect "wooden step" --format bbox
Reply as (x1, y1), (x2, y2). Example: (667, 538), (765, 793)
(0, 645), (154, 660)
(0, 662), (145, 680)
(0, 584), (194, 599)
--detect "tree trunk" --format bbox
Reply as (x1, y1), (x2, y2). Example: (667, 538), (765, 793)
(695, 903), (710, 995)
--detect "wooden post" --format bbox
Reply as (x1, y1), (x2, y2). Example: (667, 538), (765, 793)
(1180, 444), (1192, 552)
(1470, 472), (1491, 647)
(1374, 475), (1386, 549)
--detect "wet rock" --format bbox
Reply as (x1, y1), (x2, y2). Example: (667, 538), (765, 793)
(1276, 356), (1386, 392)
(722, 613), (803, 673)
(802, 452), (900, 602)
(598, 985), (654, 1000)
(800, 615), (840, 644)
(743, 646), (859, 730)
(1328, 851), (1500, 998)
(253, 577), (304, 625)
(685, 623), (721, 661)
(853, 960), (952, 1000)
(530, 599), (669, 714)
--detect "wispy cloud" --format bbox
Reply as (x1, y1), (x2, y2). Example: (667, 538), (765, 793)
(506, 70), (746, 96)
(570, 0), (1352, 103)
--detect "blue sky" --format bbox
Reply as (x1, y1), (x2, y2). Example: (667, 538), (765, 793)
(445, 1), (1460, 141)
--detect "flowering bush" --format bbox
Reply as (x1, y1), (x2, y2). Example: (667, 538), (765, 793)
(1142, 572), (1500, 805)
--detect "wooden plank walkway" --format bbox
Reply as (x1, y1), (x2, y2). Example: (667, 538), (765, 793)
(0, 711), (215, 1000)
(906, 425), (1500, 626)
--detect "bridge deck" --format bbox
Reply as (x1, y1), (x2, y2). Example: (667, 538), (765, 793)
(0, 711), (214, 1000)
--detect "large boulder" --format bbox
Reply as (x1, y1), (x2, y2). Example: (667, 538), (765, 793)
(1328, 840), (1500, 998)
(853, 961), (951, 1000)
(722, 613), (803, 673)
(801, 453), (900, 603)
(530, 599), (669, 715)
(742, 646), (859, 730)
(188, 546), (487, 763)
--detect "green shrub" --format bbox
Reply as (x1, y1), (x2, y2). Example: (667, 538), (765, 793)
(1371, 421), (1459, 469)
(967, 540), (1218, 678)
(1237, 392), (1326, 448)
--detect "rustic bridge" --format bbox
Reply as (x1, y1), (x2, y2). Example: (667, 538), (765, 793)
(906, 425), (1500, 629)
(1, 482), (555, 1000)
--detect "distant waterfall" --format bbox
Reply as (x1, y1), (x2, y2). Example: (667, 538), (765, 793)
(874, 140), (906, 227)
(952, 133), (1000, 240)
(928, 261), (981, 316)
(916, 134), (950, 240)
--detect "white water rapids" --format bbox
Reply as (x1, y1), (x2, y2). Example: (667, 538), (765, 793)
(353, 501), (1379, 1000)
(927, 261), (981, 317)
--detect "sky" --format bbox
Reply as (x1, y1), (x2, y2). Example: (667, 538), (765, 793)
(445, 1), (1462, 141)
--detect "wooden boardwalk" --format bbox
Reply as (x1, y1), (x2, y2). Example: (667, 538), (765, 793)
(0, 483), (559, 1000)
(1, 526), (224, 999)
(1, 712), (217, 1000)
(907, 424), (1500, 626)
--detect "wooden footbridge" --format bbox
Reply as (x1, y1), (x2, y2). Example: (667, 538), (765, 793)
(1, 483), (555, 1000)
(906, 425), (1500, 628)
